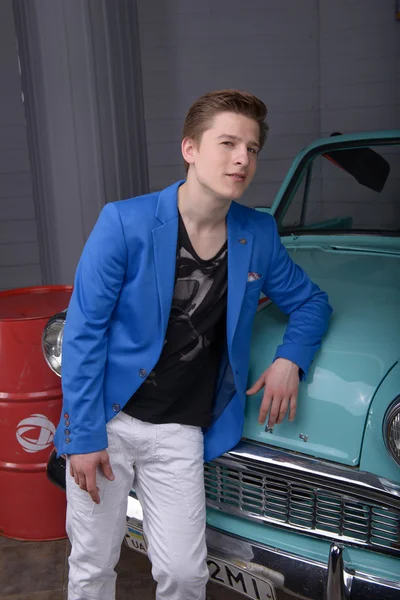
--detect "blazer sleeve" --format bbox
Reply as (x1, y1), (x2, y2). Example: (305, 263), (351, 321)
(262, 217), (332, 379)
(60, 202), (127, 454)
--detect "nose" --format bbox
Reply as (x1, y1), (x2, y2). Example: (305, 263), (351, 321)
(233, 144), (250, 167)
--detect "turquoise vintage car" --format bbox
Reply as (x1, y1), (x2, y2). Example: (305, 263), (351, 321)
(44, 131), (400, 599)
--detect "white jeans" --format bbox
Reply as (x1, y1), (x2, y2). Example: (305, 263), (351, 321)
(66, 411), (208, 600)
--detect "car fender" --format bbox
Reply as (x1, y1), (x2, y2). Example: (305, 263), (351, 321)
(360, 359), (400, 482)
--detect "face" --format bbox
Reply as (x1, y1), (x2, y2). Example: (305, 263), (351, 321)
(183, 111), (260, 201)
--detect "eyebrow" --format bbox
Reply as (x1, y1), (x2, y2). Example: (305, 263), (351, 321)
(217, 134), (260, 149)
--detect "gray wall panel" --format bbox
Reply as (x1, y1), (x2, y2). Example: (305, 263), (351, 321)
(0, 220), (38, 244)
(0, 196), (36, 220)
(0, 125), (29, 151)
(319, 0), (400, 136)
(0, 173), (34, 199)
(14, 0), (149, 285)
(137, 0), (321, 207)
(0, 150), (31, 174)
(0, 0), (40, 291)
(0, 242), (40, 267)
(138, 0), (399, 211)
(0, 264), (42, 288)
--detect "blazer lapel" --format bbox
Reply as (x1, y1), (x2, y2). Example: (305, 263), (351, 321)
(152, 181), (183, 336)
(151, 185), (254, 349)
(152, 221), (178, 336)
(227, 205), (253, 350)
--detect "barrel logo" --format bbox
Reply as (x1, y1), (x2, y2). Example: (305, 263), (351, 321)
(16, 414), (56, 453)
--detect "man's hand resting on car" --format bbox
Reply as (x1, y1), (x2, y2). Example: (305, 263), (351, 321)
(246, 357), (300, 428)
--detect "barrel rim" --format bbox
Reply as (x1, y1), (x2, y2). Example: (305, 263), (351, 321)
(0, 285), (73, 322)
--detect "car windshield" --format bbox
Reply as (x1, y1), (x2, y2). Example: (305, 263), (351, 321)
(277, 141), (400, 235)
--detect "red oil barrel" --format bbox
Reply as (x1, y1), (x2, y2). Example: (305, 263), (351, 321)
(0, 285), (72, 540)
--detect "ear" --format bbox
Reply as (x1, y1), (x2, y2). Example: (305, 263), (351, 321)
(181, 137), (197, 167)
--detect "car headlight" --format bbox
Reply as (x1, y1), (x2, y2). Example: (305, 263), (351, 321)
(42, 312), (66, 377)
(383, 397), (400, 467)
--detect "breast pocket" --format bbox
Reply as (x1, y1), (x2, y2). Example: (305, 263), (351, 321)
(245, 279), (263, 293)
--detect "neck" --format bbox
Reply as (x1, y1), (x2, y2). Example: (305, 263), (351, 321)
(178, 173), (231, 232)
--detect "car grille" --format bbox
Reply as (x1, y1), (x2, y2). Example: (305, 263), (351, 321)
(204, 450), (400, 556)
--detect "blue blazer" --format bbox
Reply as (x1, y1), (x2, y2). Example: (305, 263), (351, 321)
(55, 181), (332, 461)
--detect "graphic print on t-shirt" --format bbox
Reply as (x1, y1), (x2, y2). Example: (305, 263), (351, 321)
(147, 241), (227, 386)
(123, 213), (227, 427)
(171, 245), (226, 363)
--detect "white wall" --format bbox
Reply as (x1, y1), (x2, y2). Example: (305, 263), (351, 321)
(0, 0), (41, 290)
(137, 0), (400, 208)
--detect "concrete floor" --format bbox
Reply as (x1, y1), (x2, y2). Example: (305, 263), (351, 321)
(1, 535), (296, 599)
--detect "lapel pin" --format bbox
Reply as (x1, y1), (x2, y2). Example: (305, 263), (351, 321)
(239, 238), (247, 245)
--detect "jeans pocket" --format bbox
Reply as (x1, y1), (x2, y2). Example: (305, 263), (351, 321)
(173, 462), (206, 522)
(106, 416), (122, 454)
(155, 424), (205, 522)
(174, 424), (203, 443)
(66, 434), (121, 516)
(66, 464), (110, 516)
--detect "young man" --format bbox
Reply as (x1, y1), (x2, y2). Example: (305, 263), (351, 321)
(55, 90), (332, 600)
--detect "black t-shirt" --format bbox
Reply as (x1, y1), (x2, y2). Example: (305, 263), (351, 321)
(122, 213), (228, 427)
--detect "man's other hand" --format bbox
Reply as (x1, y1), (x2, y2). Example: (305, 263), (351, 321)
(69, 450), (115, 504)
(246, 358), (300, 428)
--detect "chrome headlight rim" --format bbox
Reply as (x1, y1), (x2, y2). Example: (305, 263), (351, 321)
(383, 395), (400, 467)
(41, 311), (66, 377)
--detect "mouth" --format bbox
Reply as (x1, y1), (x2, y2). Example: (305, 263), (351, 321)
(227, 173), (247, 182)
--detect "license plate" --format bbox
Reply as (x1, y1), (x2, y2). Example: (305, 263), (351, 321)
(125, 526), (148, 554)
(125, 525), (276, 599)
(207, 557), (276, 600)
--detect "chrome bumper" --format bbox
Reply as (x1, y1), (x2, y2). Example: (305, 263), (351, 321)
(126, 494), (400, 600)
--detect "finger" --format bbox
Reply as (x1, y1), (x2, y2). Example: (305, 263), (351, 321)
(101, 455), (115, 482)
(258, 389), (273, 424)
(86, 470), (100, 504)
(246, 375), (265, 396)
(268, 396), (284, 428)
(73, 469), (79, 485)
(289, 395), (298, 422)
(77, 472), (87, 491)
(276, 397), (290, 424)
(70, 462), (80, 486)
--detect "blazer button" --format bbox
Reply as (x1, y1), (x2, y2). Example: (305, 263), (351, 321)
(65, 437), (71, 444)
(64, 429), (70, 436)
(64, 413), (69, 419)
(65, 420), (70, 427)
(139, 369), (147, 378)
(112, 403), (120, 412)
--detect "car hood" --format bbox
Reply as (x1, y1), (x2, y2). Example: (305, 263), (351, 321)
(243, 242), (400, 466)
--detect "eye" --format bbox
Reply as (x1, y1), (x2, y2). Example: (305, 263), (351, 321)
(248, 147), (258, 155)
(221, 141), (234, 146)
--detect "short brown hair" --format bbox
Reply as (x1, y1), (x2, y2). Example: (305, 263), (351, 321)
(182, 89), (269, 172)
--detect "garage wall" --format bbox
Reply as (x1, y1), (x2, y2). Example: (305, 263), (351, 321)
(1, 0), (398, 291)
(0, 0), (41, 290)
(320, 0), (399, 134)
(12, 0), (148, 286)
(137, 0), (399, 208)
